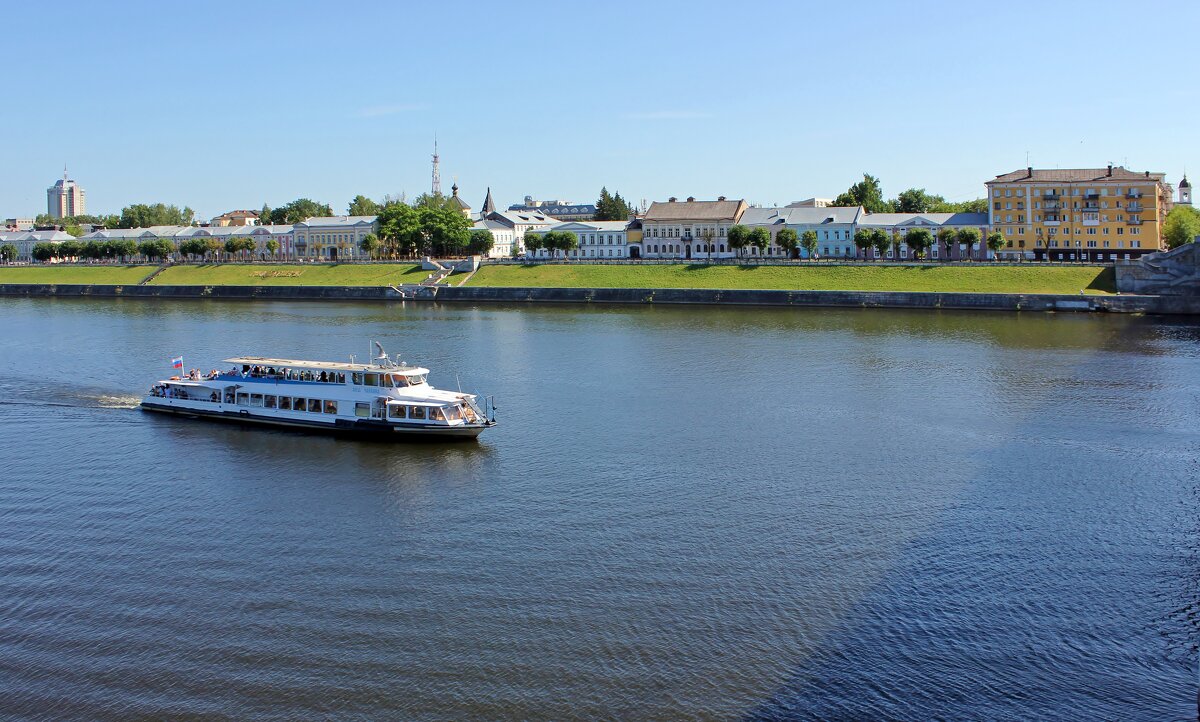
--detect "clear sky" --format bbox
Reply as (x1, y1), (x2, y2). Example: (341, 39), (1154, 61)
(4, 0), (1197, 219)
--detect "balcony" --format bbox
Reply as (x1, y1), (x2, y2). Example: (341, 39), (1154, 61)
(1083, 191), (1100, 200)
(1043, 192), (1061, 200)
(1126, 217), (1143, 225)
(1081, 202), (1100, 210)
(1126, 190), (1143, 199)
(1043, 202), (1061, 211)
(1126, 202), (1144, 213)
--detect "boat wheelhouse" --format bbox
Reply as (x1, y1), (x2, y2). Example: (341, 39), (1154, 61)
(140, 346), (495, 440)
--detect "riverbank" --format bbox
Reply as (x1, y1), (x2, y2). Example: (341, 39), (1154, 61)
(2, 282), (1198, 314)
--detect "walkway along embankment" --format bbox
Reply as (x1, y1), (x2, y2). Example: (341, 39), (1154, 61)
(0, 283), (1197, 314)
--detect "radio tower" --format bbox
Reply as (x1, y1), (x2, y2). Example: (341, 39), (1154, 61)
(431, 136), (441, 196)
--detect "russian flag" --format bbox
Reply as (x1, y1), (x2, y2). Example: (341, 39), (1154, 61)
(171, 356), (184, 369)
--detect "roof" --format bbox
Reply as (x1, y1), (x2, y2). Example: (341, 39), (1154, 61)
(213, 209), (260, 218)
(1180, 176), (1191, 189)
(507, 203), (598, 216)
(857, 212), (989, 228)
(293, 215), (378, 229)
(225, 356), (428, 373)
(643, 199), (747, 221)
(989, 166), (1166, 184)
(486, 209), (556, 226)
(534, 220), (630, 233)
(481, 187), (496, 214)
(739, 206), (862, 226)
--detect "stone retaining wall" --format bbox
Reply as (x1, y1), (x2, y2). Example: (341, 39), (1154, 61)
(1, 283), (1198, 314)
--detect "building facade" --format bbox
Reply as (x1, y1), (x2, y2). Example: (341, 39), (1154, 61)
(507, 196), (597, 221)
(985, 166), (1171, 261)
(46, 169), (86, 219)
(476, 209), (556, 257)
(527, 221), (630, 259)
(292, 216), (378, 261)
(211, 210), (261, 227)
(634, 197), (748, 260)
(740, 206), (863, 258)
(4, 218), (35, 231)
(856, 213), (991, 260)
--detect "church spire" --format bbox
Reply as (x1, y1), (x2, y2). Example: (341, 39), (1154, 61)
(481, 187), (496, 214)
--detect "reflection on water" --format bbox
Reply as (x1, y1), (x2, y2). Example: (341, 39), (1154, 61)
(0, 297), (1196, 720)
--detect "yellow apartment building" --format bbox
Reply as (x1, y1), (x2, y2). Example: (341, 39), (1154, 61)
(985, 166), (1172, 261)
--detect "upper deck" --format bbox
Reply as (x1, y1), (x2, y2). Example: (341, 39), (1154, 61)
(224, 356), (429, 375)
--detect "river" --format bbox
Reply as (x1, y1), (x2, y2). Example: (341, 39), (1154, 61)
(0, 297), (1196, 720)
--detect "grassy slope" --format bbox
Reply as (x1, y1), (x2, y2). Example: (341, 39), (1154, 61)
(464, 264), (1116, 294)
(149, 264), (426, 286)
(0, 265), (156, 284)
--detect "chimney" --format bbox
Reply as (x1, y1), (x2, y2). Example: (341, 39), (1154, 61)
(1026, 166), (1033, 178)
(668, 196), (677, 202)
(1144, 171), (1150, 178)
(686, 196), (695, 202)
(717, 195), (726, 201)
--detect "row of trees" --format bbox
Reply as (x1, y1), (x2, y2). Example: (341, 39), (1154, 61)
(27, 236), (287, 263)
(851, 227), (1005, 260)
(1163, 205), (1200, 249)
(832, 174), (988, 214)
(523, 230), (581, 257)
(595, 188), (634, 221)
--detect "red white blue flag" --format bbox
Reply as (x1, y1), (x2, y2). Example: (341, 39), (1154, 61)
(171, 356), (184, 369)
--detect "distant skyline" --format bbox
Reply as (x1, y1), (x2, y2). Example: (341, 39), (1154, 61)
(3, 1), (1197, 220)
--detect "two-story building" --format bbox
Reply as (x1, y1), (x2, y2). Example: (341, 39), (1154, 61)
(475, 208), (557, 257)
(633, 197), (748, 260)
(527, 221), (630, 259)
(985, 166), (1171, 261)
(292, 216), (379, 261)
(739, 206), (863, 258)
(856, 213), (991, 260)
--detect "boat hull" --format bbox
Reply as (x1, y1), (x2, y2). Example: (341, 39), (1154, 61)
(140, 401), (490, 440)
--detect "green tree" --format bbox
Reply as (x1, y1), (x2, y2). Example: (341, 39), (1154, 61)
(269, 198), (333, 225)
(58, 239), (82, 259)
(523, 230), (544, 257)
(800, 229), (819, 259)
(118, 203), (193, 228)
(956, 227), (981, 260)
(853, 229), (872, 260)
(260, 203), (272, 226)
(358, 233), (380, 259)
(348, 195), (380, 217)
(933, 198), (989, 214)
(113, 239), (139, 261)
(0, 243), (17, 262)
(893, 188), (946, 213)
(832, 173), (890, 212)
(32, 243), (56, 262)
(138, 239), (163, 260)
(1163, 205), (1200, 249)
(265, 238), (280, 257)
(417, 205), (471, 256)
(205, 238), (224, 260)
(905, 228), (933, 260)
(937, 227), (957, 261)
(595, 187), (633, 221)
(747, 227), (771, 258)
(549, 230), (579, 258)
(727, 224), (750, 258)
(467, 229), (495, 256)
(377, 203), (421, 257)
(870, 228), (891, 260)
(411, 192), (457, 213)
(776, 228), (799, 259)
(986, 231), (1007, 258)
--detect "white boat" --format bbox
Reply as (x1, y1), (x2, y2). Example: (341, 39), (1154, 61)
(140, 343), (496, 440)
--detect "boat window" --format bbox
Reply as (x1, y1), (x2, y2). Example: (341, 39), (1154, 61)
(364, 373), (379, 387)
(324, 400), (337, 414)
(391, 374), (410, 387)
(336, 373), (346, 384)
(279, 397), (291, 410)
(429, 408), (445, 422)
(411, 374), (427, 385)
(352, 372), (363, 385)
(409, 406), (426, 420)
(308, 399), (322, 413)
(250, 393), (264, 407)
(237, 393), (249, 406)
(293, 397), (306, 411)
(379, 374), (392, 388)
(442, 405), (462, 421)
(355, 402), (370, 418)
(388, 404), (406, 418)
(264, 395), (277, 409)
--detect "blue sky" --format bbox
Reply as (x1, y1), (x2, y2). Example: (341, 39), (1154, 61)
(4, 0), (1197, 219)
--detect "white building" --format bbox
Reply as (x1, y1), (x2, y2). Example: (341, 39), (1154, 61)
(292, 216), (379, 261)
(4, 218), (35, 231)
(1, 229), (76, 261)
(634, 197), (748, 260)
(527, 220), (630, 259)
(470, 218), (519, 258)
(46, 168), (86, 219)
(476, 209), (556, 257)
(740, 206), (863, 258)
(856, 212), (991, 260)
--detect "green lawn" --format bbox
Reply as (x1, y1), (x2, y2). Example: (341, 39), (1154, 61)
(464, 264), (1116, 295)
(150, 264), (426, 286)
(0, 265), (156, 284)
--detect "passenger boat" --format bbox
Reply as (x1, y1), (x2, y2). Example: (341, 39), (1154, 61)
(140, 343), (496, 440)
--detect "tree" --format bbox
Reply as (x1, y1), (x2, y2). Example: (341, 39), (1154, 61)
(417, 205), (471, 256)
(467, 229), (495, 256)
(523, 230), (544, 257)
(1163, 205), (1200, 249)
(58, 239), (82, 259)
(986, 231), (1007, 258)
(956, 228), (981, 261)
(205, 238), (224, 260)
(853, 229), (873, 260)
(260, 204), (272, 226)
(595, 187), (633, 221)
(376, 203), (421, 257)
(776, 228), (799, 259)
(937, 227), (957, 261)
(936, 198), (988, 214)
(31, 243), (57, 262)
(112, 239), (139, 262)
(870, 228), (891, 260)
(893, 188), (946, 213)
(748, 227), (771, 258)
(0, 243), (17, 262)
(118, 203), (193, 228)
(265, 238), (280, 258)
(268, 198), (333, 225)
(359, 233), (380, 259)
(348, 195), (380, 217)
(138, 240), (165, 261)
(905, 228), (933, 260)
(800, 229), (819, 260)
(832, 173), (890, 212)
(727, 224), (750, 258)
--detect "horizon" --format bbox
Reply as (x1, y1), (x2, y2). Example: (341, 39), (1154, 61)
(4, 0), (1197, 220)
